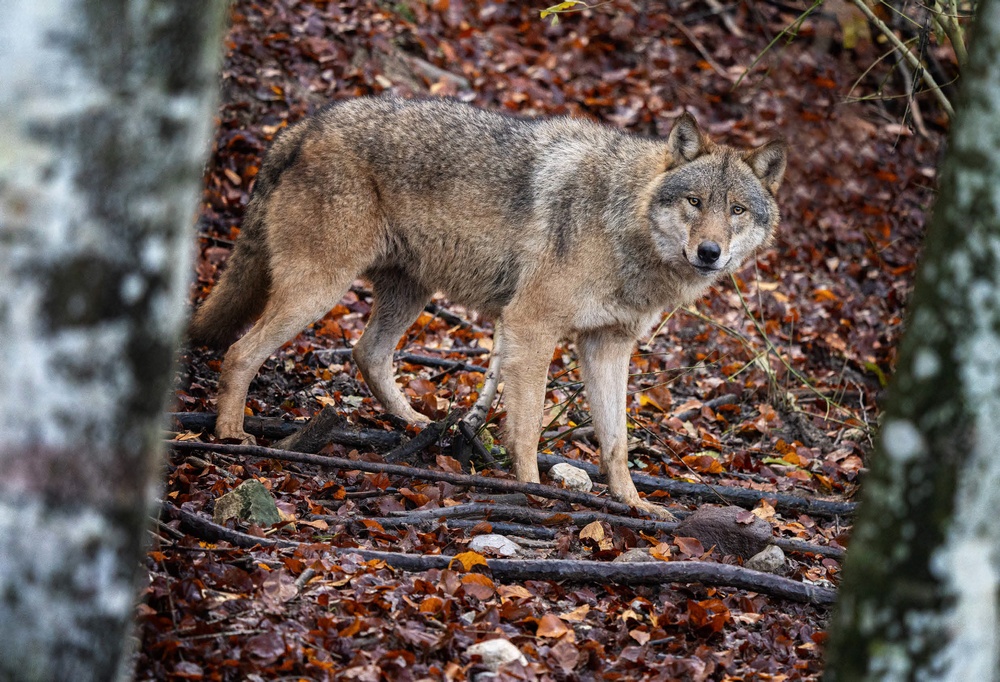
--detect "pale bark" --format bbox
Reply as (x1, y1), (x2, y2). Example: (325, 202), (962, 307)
(0, 2), (224, 679)
(824, 1), (1000, 679)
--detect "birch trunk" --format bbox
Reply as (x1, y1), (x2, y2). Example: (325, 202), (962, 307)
(0, 2), (224, 679)
(825, 2), (1000, 679)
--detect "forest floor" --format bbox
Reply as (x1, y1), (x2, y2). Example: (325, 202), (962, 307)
(142, 1), (949, 679)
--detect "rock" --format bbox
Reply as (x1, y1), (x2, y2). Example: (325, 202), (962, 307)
(613, 548), (657, 563)
(469, 534), (521, 557)
(674, 505), (772, 559)
(548, 462), (593, 492)
(466, 638), (527, 671)
(213, 479), (281, 526)
(745, 544), (787, 574)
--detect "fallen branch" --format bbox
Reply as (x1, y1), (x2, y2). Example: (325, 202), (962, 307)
(536, 454), (856, 519)
(168, 505), (836, 605)
(376, 503), (844, 559)
(169, 411), (401, 450)
(672, 393), (739, 422)
(383, 410), (462, 463)
(273, 406), (394, 453)
(457, 420), (497, 468)
(462, 331), (503, 433)
(167, 440), (641, 516)
(368, 516), (559, 540)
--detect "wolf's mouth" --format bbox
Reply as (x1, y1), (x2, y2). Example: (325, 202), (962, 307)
(691, 260), (729, 276)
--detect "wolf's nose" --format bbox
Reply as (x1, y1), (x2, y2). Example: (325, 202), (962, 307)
(697, 241), (721, 264)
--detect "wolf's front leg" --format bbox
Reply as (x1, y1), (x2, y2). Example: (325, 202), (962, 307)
(578, 330), (675, 520)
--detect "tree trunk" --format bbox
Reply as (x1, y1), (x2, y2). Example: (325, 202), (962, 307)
(825, 2), (1000, 680)
(0, 2), (224, 680)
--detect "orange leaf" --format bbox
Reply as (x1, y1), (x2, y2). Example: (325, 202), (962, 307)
(561, 604), (590, 622)
(681, 454), (724, 474)
(498, 585), (533, 600)
(419, 596), (444, 614)
(650, 542), (672, 561)
(461, 573), (496, 600)
(536, 614), (570, 638)
(687, 598), (731, 634)
(436, 455), (464, 473)
(450, 551), (488, 572)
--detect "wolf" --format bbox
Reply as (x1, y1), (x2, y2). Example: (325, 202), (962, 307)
(189, 95), (786, 518)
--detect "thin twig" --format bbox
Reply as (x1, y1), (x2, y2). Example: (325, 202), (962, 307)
(850, 0), (955, 117)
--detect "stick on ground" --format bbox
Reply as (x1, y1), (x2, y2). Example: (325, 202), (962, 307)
(166, 504), (837, 605)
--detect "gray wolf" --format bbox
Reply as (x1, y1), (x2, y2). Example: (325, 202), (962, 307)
(189, 95), (786, 518)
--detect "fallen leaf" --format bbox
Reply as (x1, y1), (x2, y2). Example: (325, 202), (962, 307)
(536, 613), (570, 638)
(450, 551), (488, 572)
(461, 573), (496, 600)
(674, 536), (706, 557)
(579, 520), (605, 543)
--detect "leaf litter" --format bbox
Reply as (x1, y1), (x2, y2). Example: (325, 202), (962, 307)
(148, 1), (951, 679)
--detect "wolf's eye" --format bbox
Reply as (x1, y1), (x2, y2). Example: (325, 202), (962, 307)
(731, 205), (746, 215)
(687, 197), (701, 207)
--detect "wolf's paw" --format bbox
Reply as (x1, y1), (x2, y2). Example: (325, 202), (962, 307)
(217, 430), (257, 446)
(401, 407), (432, 426)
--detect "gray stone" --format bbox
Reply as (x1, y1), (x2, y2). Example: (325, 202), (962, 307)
(213, 479), (281, 526)
(548, 462), (593, 492)
(674, 505), (772, 559)
(467, 638), (527, 671)
(745, 544), (787, 574)
(469, 534), (521, 557)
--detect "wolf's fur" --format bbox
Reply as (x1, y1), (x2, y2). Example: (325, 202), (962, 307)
(190, 96), (786, 518)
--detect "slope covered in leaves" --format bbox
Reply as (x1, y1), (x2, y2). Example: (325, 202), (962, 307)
(143, 1), (946, 679)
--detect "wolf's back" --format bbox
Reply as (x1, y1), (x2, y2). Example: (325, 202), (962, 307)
(188, 122), (311, 348)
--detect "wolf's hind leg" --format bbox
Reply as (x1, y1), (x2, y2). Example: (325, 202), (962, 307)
(353, 269), (432, 424)
(496, 317), (558, 486)
(215, 279), (352, 444)
(578, 330), (674, 520)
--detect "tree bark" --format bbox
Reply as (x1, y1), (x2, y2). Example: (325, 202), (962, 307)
(0, 3), (224, 680)
(825, 2), (1000, 679)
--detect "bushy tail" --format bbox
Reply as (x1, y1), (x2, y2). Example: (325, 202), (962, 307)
(189, 122), (309, 348)
(188, 206), (272, 349)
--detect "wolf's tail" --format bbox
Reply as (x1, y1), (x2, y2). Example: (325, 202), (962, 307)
(188, 123), (307, 349)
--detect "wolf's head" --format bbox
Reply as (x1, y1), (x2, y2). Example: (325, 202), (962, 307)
(648, 114), (786, 280)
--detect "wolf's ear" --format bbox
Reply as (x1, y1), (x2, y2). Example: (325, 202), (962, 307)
(745, 140), (788, 195)
(667, 113), (705, 166)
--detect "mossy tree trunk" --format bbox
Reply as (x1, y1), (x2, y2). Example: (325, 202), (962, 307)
(0, 2), (224, 680)
(825, 2), (1000, 680)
